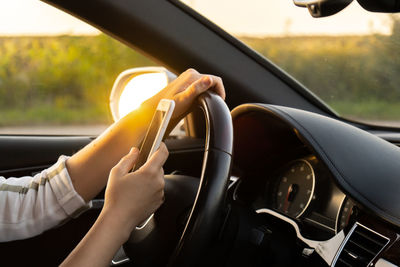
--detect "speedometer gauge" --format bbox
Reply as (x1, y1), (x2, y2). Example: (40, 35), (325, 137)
(273, 159), (315, 218)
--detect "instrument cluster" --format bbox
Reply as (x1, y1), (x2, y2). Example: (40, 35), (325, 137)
(235, 155), (358, 240)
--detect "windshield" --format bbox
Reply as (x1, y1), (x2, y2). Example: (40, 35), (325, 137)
(181, 0), (400, 127)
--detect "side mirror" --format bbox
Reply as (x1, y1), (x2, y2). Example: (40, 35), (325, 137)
(109, 67), (176, 121)
(293, 0), (353, 17)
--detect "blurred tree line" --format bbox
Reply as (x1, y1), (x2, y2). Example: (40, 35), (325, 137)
(1, 16), (400, 125)
(0, 34), (153, 125)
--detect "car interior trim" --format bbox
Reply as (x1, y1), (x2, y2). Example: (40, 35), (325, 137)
(331, 222), (390, 267)
(256, 208), (321, 248)
(111, 246), (130, 266)
(256, 208), (345, 264)
(232, 179), (241, 201)
(376, 258), (399, 267)
(334, 195), (347, 234)
(135, 214), (155, 230)
(304, 217), (336, 233)
(228, 175), (240, 190)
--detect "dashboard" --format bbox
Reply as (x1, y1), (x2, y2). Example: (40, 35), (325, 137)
(234, 154), (351, 240)
(230, 104), (400, 267)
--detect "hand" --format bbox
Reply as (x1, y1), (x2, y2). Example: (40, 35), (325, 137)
(102, 143), (169, 236)
(142, 68), (225, 121)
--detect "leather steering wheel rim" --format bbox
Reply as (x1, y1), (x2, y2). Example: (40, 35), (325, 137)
(167, 91), (233, 266)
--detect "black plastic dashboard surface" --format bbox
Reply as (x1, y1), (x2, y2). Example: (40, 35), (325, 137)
(231, 104), (400, 228)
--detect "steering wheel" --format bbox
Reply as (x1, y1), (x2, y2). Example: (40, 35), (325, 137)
(123, 91), (233, 266)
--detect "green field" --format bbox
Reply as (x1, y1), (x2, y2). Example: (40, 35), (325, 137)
(1, 23), (400, 126)
(330, 100), (400, 121)
(0, 34), (154, 126)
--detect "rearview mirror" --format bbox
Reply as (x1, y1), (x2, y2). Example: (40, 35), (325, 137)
(109, 67), (177, 121)
(357, 0), (400, 12)
(293, 0), (353, 17)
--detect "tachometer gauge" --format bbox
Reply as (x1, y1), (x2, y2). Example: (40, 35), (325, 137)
(273, 159), (315, 218)
(336, 197), (355, 232)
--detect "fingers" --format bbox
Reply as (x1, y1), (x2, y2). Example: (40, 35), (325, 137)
(179, 74), (225, 101)
(188, 76), (212, 96)
(191, 75), (225, 100)
(209, 75), (226, 100)
(111, 147), (139, 176)
(175, 69), (225, 98)
(141, 142), (169, 170)
(185, 68), (225, 99)
(146, 68), (226, 121)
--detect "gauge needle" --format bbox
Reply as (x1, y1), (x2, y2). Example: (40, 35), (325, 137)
(283, 184), (298, 213)
(346, 206), (353, 226)
(283, 184), (294, 213)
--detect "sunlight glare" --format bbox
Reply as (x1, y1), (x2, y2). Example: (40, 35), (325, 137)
(118, 73), (168, 118)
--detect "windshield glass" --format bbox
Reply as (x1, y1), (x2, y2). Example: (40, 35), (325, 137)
(181, 0), (400, 127)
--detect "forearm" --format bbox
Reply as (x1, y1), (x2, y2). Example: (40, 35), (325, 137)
(66, 105), (154, 202)
(60, 209), (134, 267)
(0, 157), (89, 242)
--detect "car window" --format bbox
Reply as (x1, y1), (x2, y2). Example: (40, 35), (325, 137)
(181, 0), (400, 127)
(0, 0), (157, 135)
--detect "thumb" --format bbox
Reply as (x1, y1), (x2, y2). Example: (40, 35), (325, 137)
(141, 142), (169, 170)
(113, 147), (139, 175)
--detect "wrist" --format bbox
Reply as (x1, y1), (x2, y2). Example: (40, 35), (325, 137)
(99, 207), (138, 242)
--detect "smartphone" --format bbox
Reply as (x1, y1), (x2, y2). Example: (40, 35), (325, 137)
(131, 99), (175, 172)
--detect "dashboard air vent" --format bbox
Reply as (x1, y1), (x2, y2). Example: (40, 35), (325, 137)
(332, 223), (389, 267)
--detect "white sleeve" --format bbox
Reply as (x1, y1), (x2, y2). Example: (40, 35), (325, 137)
(0, 156), (92, 242)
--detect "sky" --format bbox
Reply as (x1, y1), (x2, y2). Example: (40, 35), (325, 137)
(0, 0), (99, 35)
(0, 0), (393, 36)
(182, 0), (392, 36)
